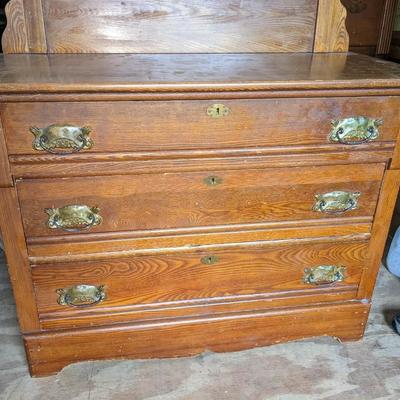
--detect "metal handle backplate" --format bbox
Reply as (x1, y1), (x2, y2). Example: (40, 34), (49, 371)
(329, 116), (383, 145)
(313, 191), (361, 214)
(45, 204), (102, 232)
(31, 124), (93, 154)
(303, 265), (346, 285)
(57, 285), (106, 307)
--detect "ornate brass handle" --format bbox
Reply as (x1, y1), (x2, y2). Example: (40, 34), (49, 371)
(313, 191), (360, 214)
(30, 124), (93, 154)
(45, 204), (102, 232)
(329, 116), (383, 145)
(303, 265), (346, 285)
(57, 285), (106, 307)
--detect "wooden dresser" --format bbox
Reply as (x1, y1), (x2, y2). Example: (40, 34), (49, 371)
(2, 0), (400, 377)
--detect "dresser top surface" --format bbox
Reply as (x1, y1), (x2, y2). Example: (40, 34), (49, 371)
(1, 52), (400, 94)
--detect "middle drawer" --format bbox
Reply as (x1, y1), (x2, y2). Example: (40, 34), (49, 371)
(17, 163), (385, 240)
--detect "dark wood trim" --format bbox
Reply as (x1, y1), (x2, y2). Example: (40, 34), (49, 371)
(376, 0), (398, 55)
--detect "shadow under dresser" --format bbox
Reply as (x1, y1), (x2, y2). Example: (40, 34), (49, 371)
(1, 0), (400, 377)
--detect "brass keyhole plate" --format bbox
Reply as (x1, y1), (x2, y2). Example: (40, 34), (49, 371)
(204, 176), (223, 186)
(201, 255), (219, 265)
(207, 104), (231, 118)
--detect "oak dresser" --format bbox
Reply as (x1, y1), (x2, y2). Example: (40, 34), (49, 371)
(1, 0), (400, 377)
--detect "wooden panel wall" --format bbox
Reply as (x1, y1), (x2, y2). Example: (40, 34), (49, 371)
(2, 0), (349, 54)
(343, 0), (398, 56)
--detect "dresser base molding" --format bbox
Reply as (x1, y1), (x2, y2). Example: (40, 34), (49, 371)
(24, 301), (369, 377)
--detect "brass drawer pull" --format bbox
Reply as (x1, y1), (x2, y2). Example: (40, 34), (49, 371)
(45, 204), (102, 232)
(329, 117), (383, 145)
(313, 191), (360, 214)
(31, 124), (93, 154)
(303, 265), (346, 286)
(201, 255), (219, 265)
(57, 285), (106, 308)
(207, 104), (230, 118)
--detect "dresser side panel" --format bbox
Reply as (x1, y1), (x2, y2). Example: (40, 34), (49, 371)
(0, 187), (40, 332)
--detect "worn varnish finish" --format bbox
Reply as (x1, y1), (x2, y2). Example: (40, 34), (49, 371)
(3, 97), (399, 155)
(16, 164), (385, 239)
(2, 0), (349, 54)
(27, 222), (372, 264)
(0, 188), (40, 332)
(2, 53), (400, 94)
(25, 302), (369, 377)
(32, 241), (367, 323)
(0, 0), (400, 377)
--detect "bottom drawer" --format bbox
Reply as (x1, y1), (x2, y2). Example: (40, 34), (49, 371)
(32, 239), (368, 329)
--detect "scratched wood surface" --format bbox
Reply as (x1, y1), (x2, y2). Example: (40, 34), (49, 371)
(2, 96), (399, 156)
(32, 240), (367, 317)
(25, 302), (369, 377)
(16, 164), (385, 239)
(1, 53), (400, 94)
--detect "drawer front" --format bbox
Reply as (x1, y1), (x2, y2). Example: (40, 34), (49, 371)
(32, 240), (367, 317)
(17, 164), (385, 239)
(3, 97), (399, 155)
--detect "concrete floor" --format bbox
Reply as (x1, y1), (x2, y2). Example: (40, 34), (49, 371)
(1, 250), (400, 400)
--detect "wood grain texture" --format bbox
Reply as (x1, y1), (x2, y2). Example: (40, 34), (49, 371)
(358, 169), (400, 299)
(16, 164), (385, 239)
(2, 0), (47, 54)
(343, 0), (383, 55)
(314, 0), (349, 52)
(0, 116), (12, 187)
(3, 97), (399, 156)
(2, 0), (29, 53)
(40, 290), (359, 331)
(43, 0), (318, 54)
(1, 53), (400, 95)
(27, 223), (372, 264)
(5, 89), (400, 104)
(32, 240), (367, 321)
(376, 0), (398, 55)
(0, 0), (398, 379)
(1, 0), (352, 55)
(9, 148), (395, 182)
(24, 302), (370, 377)
(0, 188), (40, 332)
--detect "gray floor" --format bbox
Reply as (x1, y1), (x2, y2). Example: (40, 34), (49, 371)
(1, 251), (400, 400)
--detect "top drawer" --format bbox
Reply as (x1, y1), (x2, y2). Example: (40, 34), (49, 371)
(2, 97), (399, 156)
